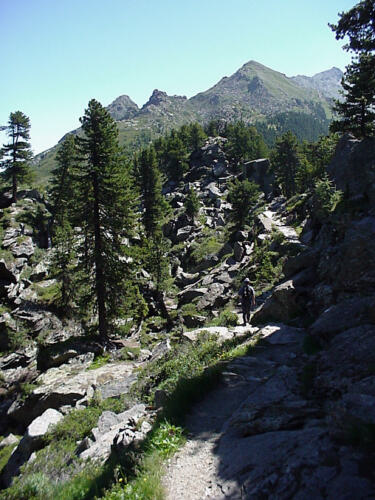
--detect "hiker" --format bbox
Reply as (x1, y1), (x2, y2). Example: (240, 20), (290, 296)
(239, 278), (255, 325)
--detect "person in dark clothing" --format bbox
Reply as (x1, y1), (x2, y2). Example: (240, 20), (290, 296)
(239, 278), (255, 325)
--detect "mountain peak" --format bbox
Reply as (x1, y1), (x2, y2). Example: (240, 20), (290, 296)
(106, 95), (139, 121)
(141, 89), (187, 111)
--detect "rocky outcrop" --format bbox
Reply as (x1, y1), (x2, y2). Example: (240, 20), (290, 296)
(328, 135), (375, 205)
(7, 361), (137, 427)
(1, 409), (63, 488)
(77, 404), (150, 463)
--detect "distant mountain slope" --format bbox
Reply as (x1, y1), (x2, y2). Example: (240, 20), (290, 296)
(190, 60), (333, 121)
(291, 67), (343, 99)
(33, 60), (339, 184)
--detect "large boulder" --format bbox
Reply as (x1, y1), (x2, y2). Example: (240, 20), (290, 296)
(252, 280), (302, 324)
(243, 158), (274, 197)
(196, 283), (227, 310)
(309, 296), (375, 341)
(0, 313), (17, 351)
(78, 404), (148, 463)
(327, 135), (375, 205)
(329, 217), (375, 295)
(0, 409), (63, 487)
(7, 361), (136, 427)
(178, 287), (207, 306)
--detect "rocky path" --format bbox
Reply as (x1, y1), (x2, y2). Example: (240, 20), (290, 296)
(163, 324), (307, 499)
(163, 323), (373, 499)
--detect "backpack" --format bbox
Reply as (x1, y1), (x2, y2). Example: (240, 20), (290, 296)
(243, 285), (253, 300)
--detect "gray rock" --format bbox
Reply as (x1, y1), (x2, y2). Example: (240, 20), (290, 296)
(234, 231), (248, 242)
(0, 260), (17, 285)
(327, 135), (375, 205)
(0, 313), (17, 351)
(79, 404), (147, 462)
(258, 324), (304, 345)
(151, 339), (171, 361)
(196, 283), (227, 310)
(29, 261), (48, 282)
(7, 361), (136, 427)
(1, 409), (63, 487)
(9, 236), (34, 258)
(212, 160), (228, 178)
(233, 241), (244, 262)
(206, 182), (221, 200)
(310, 296), (375, 341)
(0, 434), (19, 449)
(252, 280), (302, 324)
(243, 158), (273, 196)
(178, 287), (208, 306)
(175, 269), (199, 287)
(175, 226), (193, 242)
(283, 250), (319, 279)
(182, 313), (206, 328)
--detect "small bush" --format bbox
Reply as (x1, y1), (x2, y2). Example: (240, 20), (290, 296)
(1, 472), (55, 500)
(34, 281), (60, 306)
(191, 235), (222, 264)
(211, 309), (238, 327)
(88, 353), (111, 370)
(313, 175), (343, 222)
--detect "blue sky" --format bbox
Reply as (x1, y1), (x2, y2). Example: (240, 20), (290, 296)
(0, 0), (355, 154)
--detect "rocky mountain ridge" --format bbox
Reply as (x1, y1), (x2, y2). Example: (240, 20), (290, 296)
(34, 60), (341, 183)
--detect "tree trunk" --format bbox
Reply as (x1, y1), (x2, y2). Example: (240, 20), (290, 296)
(92, 172), (108, 344)
(12, 172), (17, 203)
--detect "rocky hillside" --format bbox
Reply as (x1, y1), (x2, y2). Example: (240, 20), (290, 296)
(291, 66), (343, 99)
(34, 61), (340, 184)
(1, 134), (374, 498)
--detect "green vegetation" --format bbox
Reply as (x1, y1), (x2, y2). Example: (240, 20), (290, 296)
(227, 178), (260, 230)
(184, 187), (200, 220)
(190, 234), (222, 266)
(329, 0), (375, 138)
(101, 421), (184, 500)
(88, 353), (111, 370)
(210, 308), (239, 327)
(312, 175), (343, 222)
(225, 122), (268, 164)
(0, 441), (18, 475)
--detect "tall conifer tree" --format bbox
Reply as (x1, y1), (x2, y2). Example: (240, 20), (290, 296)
(75, 99), (139, 343)
(1, 111), (32, 202)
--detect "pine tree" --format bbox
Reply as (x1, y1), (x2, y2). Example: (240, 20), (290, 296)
(330, 1), (375, 138)
(188, 123), (207, 151)
(1, 111), (32, 202)
(271, 131), (300, 198)
(225, 122), (268, 165)
(139, 146), (169, 237)
(184, 187), (200, 220)
(49, 134), (78, 230)
(227, 178), (260, 230)
(331, 53), (375, 137)
(50, 220), (77, 313)
(329, 0), (375, 53)
(75, 99), (139, 343)
(138, 145), (172, 324)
